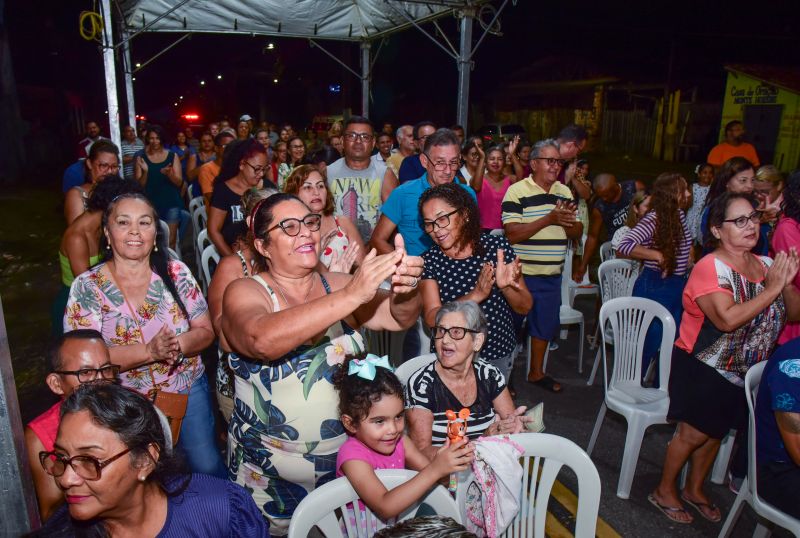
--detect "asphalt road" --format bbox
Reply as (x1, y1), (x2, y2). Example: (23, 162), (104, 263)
(508, 294), (790, 538)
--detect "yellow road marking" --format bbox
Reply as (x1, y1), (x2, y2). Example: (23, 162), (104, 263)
(550, 479), (622, 538)
(545, 511), (574, 538)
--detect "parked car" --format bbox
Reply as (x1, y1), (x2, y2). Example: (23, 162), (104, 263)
(477, 123), (527, 145)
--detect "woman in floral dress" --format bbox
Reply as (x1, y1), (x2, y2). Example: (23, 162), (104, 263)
(63, 193), (225, 478)
(221, 193), (423, 535)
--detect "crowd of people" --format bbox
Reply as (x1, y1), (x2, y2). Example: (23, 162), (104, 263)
(33, 114), (800, 534)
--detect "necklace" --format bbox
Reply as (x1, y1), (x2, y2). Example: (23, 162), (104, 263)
(273, 273), (316, 307)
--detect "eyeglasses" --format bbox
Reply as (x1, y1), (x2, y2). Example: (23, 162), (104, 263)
(289, 144), (305, 150)
(55, 364), (120, 383)
(243, 161), (267, 175)
(533, 157), (566, 168)
(343, 132), (374, 142)
(433, 326), (478, 340)
(722, 211), (763, 228)
(39, 448), (131, 481)
(266, 213), (322, 236)
(424, 153), (461, 172)
(95, 162), (120, 173)
(422, 209), (460, 233)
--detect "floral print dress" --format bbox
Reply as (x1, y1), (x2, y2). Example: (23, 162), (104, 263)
(227, 273), (365, 536)
(63, 260), (207, 394)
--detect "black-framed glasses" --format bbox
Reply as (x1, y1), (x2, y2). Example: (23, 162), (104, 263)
(433, 326), (478, 340)
(533, 157), (566, 168)
(266, 213), (322, 236)
(423, 209), (460, 233)
(95, 162), (120, 173)
(55, 364), (120, 383)
(343, 132), (374, 142)
(39, 448), (131, 481)
(423, 153), (461, 172)
(722, 211), (763, 229)
(243, 161), (267, 175)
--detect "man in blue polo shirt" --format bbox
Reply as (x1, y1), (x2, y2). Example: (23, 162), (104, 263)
(370, 128), (476, 256)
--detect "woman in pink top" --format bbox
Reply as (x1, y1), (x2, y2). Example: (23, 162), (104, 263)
(771, 170), (800, 344)
(473, 145), (518, 231)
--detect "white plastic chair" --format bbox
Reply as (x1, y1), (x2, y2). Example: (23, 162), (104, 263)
(195, 229), (212, 292)
(167, 247), (180, 261)
(586, 297), (675, 499)
(455, 433), (601, 538)
(395, 353), (436, 386)
(599, 241), (615, 263)
(201, 244), (220, 290)
(188, 196), (204, 223)
(568, 234), (599, 305)
(159, 219), (181, 261)
(192, 202), (207, 235)
(287, 469), (460, 538)
(719, 361), (800, 537)
(529, 241), (584, 375)
(586, 259), (640, 385)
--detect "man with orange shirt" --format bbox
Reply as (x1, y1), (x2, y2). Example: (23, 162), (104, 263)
(707, 120), (760, 169)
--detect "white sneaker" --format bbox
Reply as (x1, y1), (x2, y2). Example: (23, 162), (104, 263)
(549, 341), (559, 351)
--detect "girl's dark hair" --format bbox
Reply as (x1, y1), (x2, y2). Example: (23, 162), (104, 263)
(704, 192), (757, 251)
(462, 136), (482, 154)
(704, 157), (754, 209)
(649, 173), (687, 276)
(216, 138), (267, 185)
(334, 355), (404, 425)
(782, 170), (800, 223)
(101, 193), (189, 319)
(419, 183), (484, 257)
(87, 175), (143, 213)
(61, 383), (188, 489)
(249, 192), (306, 273)
(696, 162), (714, 177)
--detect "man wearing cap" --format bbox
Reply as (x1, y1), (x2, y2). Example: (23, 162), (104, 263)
(198, 128), (236, 208)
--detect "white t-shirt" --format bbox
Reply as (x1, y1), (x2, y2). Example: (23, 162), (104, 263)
(326, 158), (384, 241)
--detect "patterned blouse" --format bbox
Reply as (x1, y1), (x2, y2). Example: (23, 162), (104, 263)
(64, 260), (208, 394)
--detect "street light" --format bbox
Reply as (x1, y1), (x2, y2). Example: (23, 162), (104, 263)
(273, 78), (278, 84)
(135, 62), (141, 68)
(267, 43), (275, 50)
(217, 74), (222, 80)
(200, 80), (205, 86)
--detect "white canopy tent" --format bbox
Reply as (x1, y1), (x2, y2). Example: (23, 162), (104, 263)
(98, 0), (511, 148)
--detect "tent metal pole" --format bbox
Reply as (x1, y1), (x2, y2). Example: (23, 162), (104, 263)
(100, 0), (121, 149)
(309, 39), (361, 79)
(360, 41), (370, 117)
(121, 29), (137, 130)
(456, 11), (473, 131)
(383, 1), (457, 60)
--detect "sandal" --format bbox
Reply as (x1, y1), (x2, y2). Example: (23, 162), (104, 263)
(648, 494), (693, 524)
(681, 494), (721, 523)
(528, 375), (562, 393)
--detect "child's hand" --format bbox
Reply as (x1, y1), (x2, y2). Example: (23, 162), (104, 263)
(431, 438), (474, 477)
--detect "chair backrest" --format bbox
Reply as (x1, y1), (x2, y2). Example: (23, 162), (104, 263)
(158, 219), (170, 244)
(456, 433), (600, 538)
(597, 259), (639, 303)
(167, 247), (180, 261)
(196, 228), (211, 254)
(559, 241), (576, 305)
(599, 241), (615, 263)
(188, 196), (204, 217)
(395, 353), (436, 386)
(490, 228), (505, 236)
(599, 297), (675, 395)
(192, 203), (207, 235)
(201, 244), (220, 287)
(287, 469), (460, 538)
(745, 361), (766, 501)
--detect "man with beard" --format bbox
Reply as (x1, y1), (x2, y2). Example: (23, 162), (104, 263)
(708, 120), (760, 169)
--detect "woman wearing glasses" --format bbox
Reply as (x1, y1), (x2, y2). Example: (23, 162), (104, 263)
(419, 183), (531, 382)
(276, 136), (307, 189)
(64, 140), (120, 224)
(36, 383), (268, 537)
(221, 192), (422, 534)
(208, 139), (274, 256)
(649, 192), (800, 524)
(405, 301), (530, 460)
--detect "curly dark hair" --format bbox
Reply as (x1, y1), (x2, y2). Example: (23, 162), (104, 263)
(705, 192), (758, 251)
(333, 355), (404, 426)
(782, 170), (800, 223)
(649, 173), (687, 276)
(418, 183), (484, 257)
(704, 156), (755, 208)
(87, 175), (143, 213)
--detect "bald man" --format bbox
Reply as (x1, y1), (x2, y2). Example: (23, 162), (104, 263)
(573, 174), (645, 282)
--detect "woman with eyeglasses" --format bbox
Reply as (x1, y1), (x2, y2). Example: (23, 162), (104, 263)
(64, 140), (121, 224)
(276, 136), (307, 189)
(221, 192), (422, 534)
(418, 183), (531, 383)
(405, 301), (531, 460)
(208, 139), (274, 256)
(34, 383), (268, 537)
(649, 192), (800, 525)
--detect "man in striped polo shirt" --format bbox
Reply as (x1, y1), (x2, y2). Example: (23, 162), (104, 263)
(502, 138), (583, 392)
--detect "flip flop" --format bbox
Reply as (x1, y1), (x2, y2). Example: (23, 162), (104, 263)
(528, 375), (562, 393)
(681, 494), (721, 523)
(648, 494), (693, 524)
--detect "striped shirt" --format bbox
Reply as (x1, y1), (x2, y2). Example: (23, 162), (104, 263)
(121, 138), (144, 181)
(616, 210), (692, 275)
(501, 177), (574, 276)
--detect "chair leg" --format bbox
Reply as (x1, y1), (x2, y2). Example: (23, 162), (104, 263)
(587, 346), (602, 386)
(577, 320), (584, 374)
(589, 324), (600, 350)
(678, 463), (688, 490)
(718, 484), (749, 538)
(711, 430), (736, 485)
(752, 522), (773, 538)
(587, 402), (607, 455)
(617, 416), (648, 499)
(542, 342), (550, 374)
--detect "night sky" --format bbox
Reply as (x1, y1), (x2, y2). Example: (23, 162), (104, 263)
(6, 0), (799, 134)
